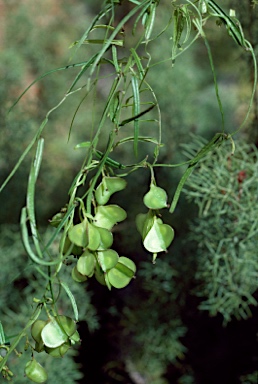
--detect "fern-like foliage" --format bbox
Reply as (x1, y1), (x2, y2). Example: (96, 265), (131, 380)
(183, 138), (258, 323)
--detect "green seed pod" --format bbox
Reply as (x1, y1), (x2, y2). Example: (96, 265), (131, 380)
(118, 256), (137, 275)
(41, 316), (76, 348)
(71, 266), (88, 283)
(97, 249), (119, 272)
(44, 341), (71, 358)
(107, 257), (136, 289)
(93, 205), (127, 230)
(95, 177), (127, 205)
(62, 236), (83, 257)
(143, 216), (174, 253)
(31, 320), (47, 344)
(135, 210), (155, 239)
(70, 330), (80, 345)
(94, 262), (106, 286)
(24, 359), (48, 383)
(77, 250), (96, 277)
(104, 273), (112, 290)
(96, 227), (113, 250)
(34, 340), (45, 353)
(49, 212), (65, 227)
(68, 219), (88, 248)
(87, 223), (101, 251)
(56, 315), (76, 337)
(143, 184), (168, 210)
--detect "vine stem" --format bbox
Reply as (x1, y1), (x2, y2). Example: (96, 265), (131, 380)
(0, 91), (81, 194)
(0, 306), (42, 372)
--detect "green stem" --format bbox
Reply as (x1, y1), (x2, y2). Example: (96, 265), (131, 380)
(0, 306), (42, 372)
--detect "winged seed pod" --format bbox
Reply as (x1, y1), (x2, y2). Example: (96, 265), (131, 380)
(136, 213), (174, 255)
(93, 204), (127, 230)
(68, 219), (101, 250)
(95, 176), (127, 205)
(143, 184), (168, 210)
(24, 359), (48, 383)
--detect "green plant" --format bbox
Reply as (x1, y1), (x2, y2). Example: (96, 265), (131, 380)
(183, 137), (258, 323)
(239, 370), (258, 384)
(0, 0), (257, 380)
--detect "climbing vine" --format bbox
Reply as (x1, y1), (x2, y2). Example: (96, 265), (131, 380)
(0, 0), (257, 382)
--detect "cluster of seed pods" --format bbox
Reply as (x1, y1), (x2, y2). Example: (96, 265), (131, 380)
(66, 176), (136, 290)
(136, 181), (175, 262)
(26, 316), (79, 383)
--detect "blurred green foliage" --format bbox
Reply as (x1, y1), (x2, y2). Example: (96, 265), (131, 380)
(184, 138), (258, 323)
(106, 259), (187, 383)
(240, 370), (258, 384)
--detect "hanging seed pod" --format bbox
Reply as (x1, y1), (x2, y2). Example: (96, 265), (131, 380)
(95, 177), (127, 205)
(94, 262), (106, 286)
(41, 320), (67, 349)
(87, 223), (101, 251)
(68, 219), (101, 250)
(62, 236), (83, 257)
(41, 316), (76, 348)
(77, 250), (96, 277)
(107, 257), (136, 289)
(96, 226), (113, 250)
(44, 341), (71, 358)
(24, 359), (48, 383)
(143, 216), (174, 253)
(93, 205), (127, 230)
(97, 249), (119, 272)
(70, 330), (80, 345)
(57, 315), (76, 336)
(71, 266), (88, 283)
(31, 320), (47, 344)
(49, 212), (65, 227)
(34, 340), (45, 353)
(136, 210), (155, 239)
(68, 219), (88, 248)
(143, 184), (168, 210)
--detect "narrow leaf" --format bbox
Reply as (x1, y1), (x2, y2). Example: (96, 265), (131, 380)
(61, 282), (79, 322)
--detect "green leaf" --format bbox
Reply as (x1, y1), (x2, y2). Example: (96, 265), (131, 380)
(60, 282), (79, 322)
(74, 141), (92, 149)
(131, 74), (140, 157)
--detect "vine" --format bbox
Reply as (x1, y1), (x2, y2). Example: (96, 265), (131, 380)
(0, 0), (257, 381)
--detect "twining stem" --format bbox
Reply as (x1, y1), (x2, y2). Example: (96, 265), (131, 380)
(0, 306), (42, 372)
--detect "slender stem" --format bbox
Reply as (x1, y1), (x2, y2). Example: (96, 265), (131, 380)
(0, 306), (42, 372)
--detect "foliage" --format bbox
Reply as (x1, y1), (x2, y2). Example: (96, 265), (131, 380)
(0, 0), (97, 225)
(107, 259), (187, 384)
(239, 370), (258, 384)
(183, 138), (258, 323)
(0, 0), (257, 382)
